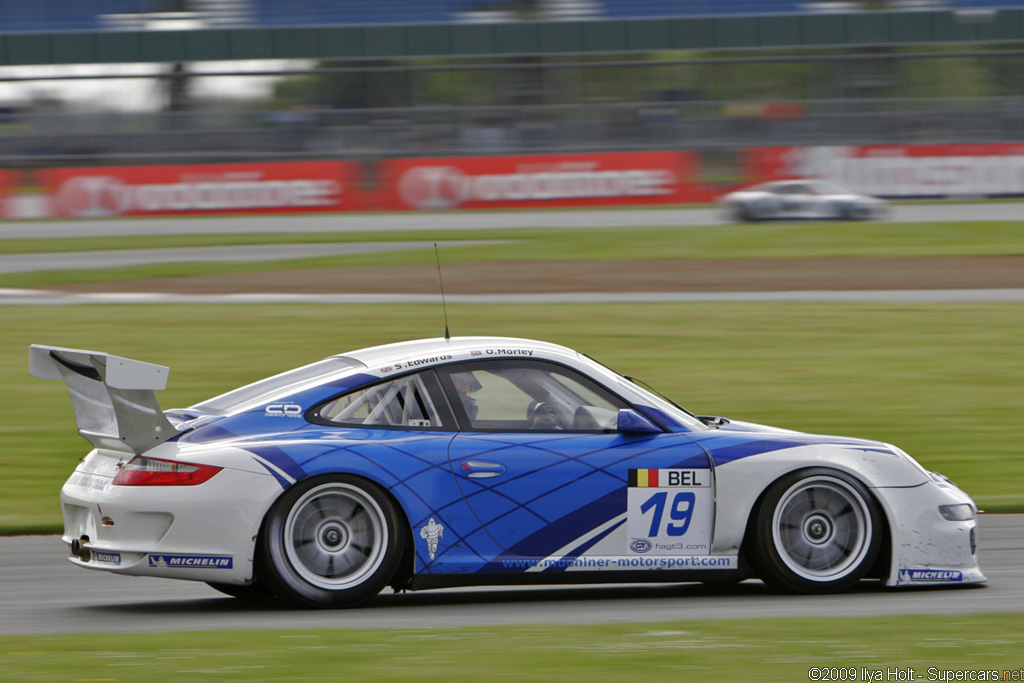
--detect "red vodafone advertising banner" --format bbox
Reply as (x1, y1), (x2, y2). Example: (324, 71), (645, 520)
(0, 170), (16, 217)
(748, 144), (1024, 198)
(43, 161), (353, 218)
(380, 152), (707, 210)
(11, 143), (1024, 219)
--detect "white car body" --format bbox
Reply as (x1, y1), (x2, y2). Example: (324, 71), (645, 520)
(722, 179), (886, 221)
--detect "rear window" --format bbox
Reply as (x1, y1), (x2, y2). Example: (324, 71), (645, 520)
(316, 372), (448, 429)
(193, 358), (357, 415)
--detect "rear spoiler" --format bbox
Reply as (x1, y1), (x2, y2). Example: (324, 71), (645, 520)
(30, 344), (180, 455)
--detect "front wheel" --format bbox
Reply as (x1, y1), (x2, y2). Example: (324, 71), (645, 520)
(843, 202), (875, 221)
(729, 204), (753, 222)
(749, 469), (882, 594)
(260, 475), (404, 608)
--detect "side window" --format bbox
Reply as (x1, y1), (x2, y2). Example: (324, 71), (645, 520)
(316, 372), (448, 429)
(440, 360), (628, 432)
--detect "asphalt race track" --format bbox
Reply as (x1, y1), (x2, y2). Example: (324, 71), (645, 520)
(3, 514), (1020, 635)
(1, 201), (1022, 241)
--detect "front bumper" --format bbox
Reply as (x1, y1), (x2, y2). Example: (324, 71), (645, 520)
(879, 478), (986, 587)
(61, 450), (284, 586)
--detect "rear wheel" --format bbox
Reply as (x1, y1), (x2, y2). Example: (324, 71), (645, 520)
(260, 475), (404, 608)
(742, 202), (768, 221)
(750, 469), (882, 594)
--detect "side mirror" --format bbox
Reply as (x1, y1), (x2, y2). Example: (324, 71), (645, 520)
(617, 409), (661, 434)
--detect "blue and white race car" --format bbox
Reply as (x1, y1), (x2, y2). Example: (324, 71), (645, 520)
(31, 337), (984, 607)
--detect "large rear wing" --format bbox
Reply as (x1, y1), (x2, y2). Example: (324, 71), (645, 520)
(30, 344), (180, 455)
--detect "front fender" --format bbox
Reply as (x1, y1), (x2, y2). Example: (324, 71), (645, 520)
(710, 443), (929, 554)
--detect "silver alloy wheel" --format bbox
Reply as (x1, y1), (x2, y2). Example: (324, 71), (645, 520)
(770, 475), (872, 582)
(282, 482), (388, 591)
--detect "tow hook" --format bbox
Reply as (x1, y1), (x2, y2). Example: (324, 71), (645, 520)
(70, 535), (91, 562)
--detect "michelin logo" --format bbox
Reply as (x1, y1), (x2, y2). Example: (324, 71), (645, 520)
(93, 551), (121, 565)
(148, 554), (233, 569)
(899, 568), (963, 583)
(419, 518), (444, 560)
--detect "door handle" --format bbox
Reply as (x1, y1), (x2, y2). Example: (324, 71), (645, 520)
(460, 460), (506, 478)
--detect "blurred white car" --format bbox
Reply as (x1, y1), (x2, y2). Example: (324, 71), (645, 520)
(721, 180), (886, 222)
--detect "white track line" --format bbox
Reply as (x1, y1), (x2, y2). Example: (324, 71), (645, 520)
(3, 289), (1024, 305)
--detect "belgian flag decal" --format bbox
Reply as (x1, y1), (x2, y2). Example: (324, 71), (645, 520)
(628, 468), (709, 488)
(628, 469), (660, 487)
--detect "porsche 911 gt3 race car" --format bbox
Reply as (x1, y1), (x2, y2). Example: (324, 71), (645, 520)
(721, 179), (886, 221)
(31, 337), (984, 608)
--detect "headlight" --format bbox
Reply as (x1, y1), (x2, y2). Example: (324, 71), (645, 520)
(938, 504), (976, 521)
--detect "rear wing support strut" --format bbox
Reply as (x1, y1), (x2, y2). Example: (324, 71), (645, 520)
(30, 344), (180, 455)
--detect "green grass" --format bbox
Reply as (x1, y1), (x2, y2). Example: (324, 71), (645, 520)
(4, 301), (1023, 534)
(3, 220), (1023, 288)
(2, 614), (1022, 682)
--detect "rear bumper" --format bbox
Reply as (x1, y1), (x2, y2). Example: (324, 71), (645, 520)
(61, 462), (283, 586)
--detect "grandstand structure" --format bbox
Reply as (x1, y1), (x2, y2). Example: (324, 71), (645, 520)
(1, 1), (1024, 164)
(3, 1), (1024, 34)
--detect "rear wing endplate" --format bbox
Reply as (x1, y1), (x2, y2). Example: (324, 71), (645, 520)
(30, 344), (180, 455)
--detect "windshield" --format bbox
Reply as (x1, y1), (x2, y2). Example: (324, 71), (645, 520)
(624, 378), (709, 431)
(579, 354), (708, 432)
(193, 357), (358, 415)
(811, 181), (849, 195)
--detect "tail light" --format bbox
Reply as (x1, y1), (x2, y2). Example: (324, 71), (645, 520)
(113, 456), (221, 486)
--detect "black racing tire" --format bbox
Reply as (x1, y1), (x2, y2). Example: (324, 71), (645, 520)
(740, 203), (764, 222)
(205, 580), (275, 600)
(730, 204), (752, 222)
(749, 468), (883, 594)
(843, 203), (872, 221)
(260, 474), (404, 608)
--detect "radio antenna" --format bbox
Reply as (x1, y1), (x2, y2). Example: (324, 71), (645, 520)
(434, 243), (451, 341)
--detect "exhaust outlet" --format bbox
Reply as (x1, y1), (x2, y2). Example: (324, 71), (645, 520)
(70, 535), (91, 562)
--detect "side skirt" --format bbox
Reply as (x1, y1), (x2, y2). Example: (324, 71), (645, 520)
(408, 568), (748, 591)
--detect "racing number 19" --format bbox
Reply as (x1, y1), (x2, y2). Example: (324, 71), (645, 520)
(639, 491), (695, 537)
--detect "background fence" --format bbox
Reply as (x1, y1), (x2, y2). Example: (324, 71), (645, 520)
(2, 97), (1024, 165)
(1, 2), (1024, 176)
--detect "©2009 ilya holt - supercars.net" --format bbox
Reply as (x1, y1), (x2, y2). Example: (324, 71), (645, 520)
(31, 337), (984, 607)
